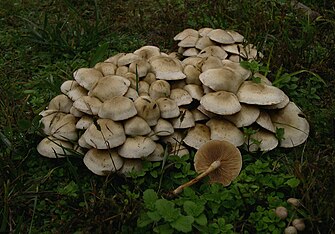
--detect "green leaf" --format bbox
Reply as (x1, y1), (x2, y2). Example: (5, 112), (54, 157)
(153, 224), (174, 234)
(183, 200), (204, 217)
(137, 213), (153, 228)
(147, 211), (161, 222)
(155, 199), (180, 222)
(252, 76), (262, 83)
(195, 213), (207, 226)
(171, 215), (194, 233)
(143, 189), (158, 209)
(285, 178), (300, 188)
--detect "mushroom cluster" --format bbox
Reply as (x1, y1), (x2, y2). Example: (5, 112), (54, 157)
(37, 27), (310, 176)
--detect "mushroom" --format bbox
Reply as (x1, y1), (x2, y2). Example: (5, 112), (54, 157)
(83, 148), (124, 176)
(270, 102), (309, 148)
(73, 68), (103, 91)
(172, 140), (242, 195)
(37, 137), (73, 158)
(98, 96), (137, 121)
(149, 55), (186, 80)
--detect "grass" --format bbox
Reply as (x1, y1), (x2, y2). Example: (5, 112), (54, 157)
(1, 0), (335, 233)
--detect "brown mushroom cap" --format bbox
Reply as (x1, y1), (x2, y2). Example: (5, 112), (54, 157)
(194, 140), (242, 186)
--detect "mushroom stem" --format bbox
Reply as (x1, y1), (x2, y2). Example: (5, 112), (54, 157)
(172, 160), (221, 195)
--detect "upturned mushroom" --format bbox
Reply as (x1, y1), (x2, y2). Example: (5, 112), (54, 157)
(172, 140), (242, 195)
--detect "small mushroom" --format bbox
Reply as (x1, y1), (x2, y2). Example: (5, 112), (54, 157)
(172, 140), (242, 195)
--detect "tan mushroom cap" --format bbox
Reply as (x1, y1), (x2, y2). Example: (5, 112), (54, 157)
(124, 87), (139, 102)
(199, 67), (244, 93)
(183, 123), (211, 149)
(183, 84), (204, 101)
(170, 88), (193, 106)
(73, 96), (102, 115)
(181, 56), (203, 68)
(50, 114), (78, 141)
(256, 111), (276, 133)
(39, 110), (66, 135)
(67, 86), (88, 102)
(200, 56), (223, 72)
(198, 46), (228, 60)
(238, 44), (259, 59)
(76, 115), (94, 130)
(237, 81), (288, 105)
(129, 59), (150, 77)
(198, 27), (213, 36)
(118, 136), (156, 159)
(262, 94), (290, 109)
(182, 48), (199, 57)
(245, 129), (278, 152)
(224, 104), (260, 128)
(117, 53), (141, 66)
(88, 75), (131, 101)
(78, 135), (92, 149)
(115, 66), (129, 76)
(83, 148), (124, 176)
(226, 30), (244, 43)
(200, 91), (241, 115)
(154, 118), (174, 136)
(156, 97), (180, 119)
(221, 60), (252, 80)
(83, 118), (126, 149)
(99, 96), (137, 121)
(104, 52), (126, 65)
(60, 80), (80, 95)
(207, 29), (235, 44)
(270, 102), (310, 148)
(37, 137), (73, 158)
(169, 143), (190, 157)
(134, 96), (160, 126)
(149, 56), (186, 80)
(171, 108), (195, 129)
(191, 109), (209, 122)
(145, 143), (165, 161)
(221, 44), (240, 55)
(194, 140), (242, 186)
(94, 62), (117, 76)
(183, 64), (202, 85)
(206, 119), (244, 147)
(195, 36), (216, 50)
(73, 68), (103, 91)
(174, 28), (199, 41)
(118, 159), (143, 176)
(134, 45), (161, 60)
(124, 116), (152, 136)
(48, 94), (73, 113)
(149, 80), (171, 99)
(178, 35), (199, 48)
(69, 106), (84, 118)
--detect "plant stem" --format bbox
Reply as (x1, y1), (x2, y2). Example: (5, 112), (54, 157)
(172, 160), (221, 195)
